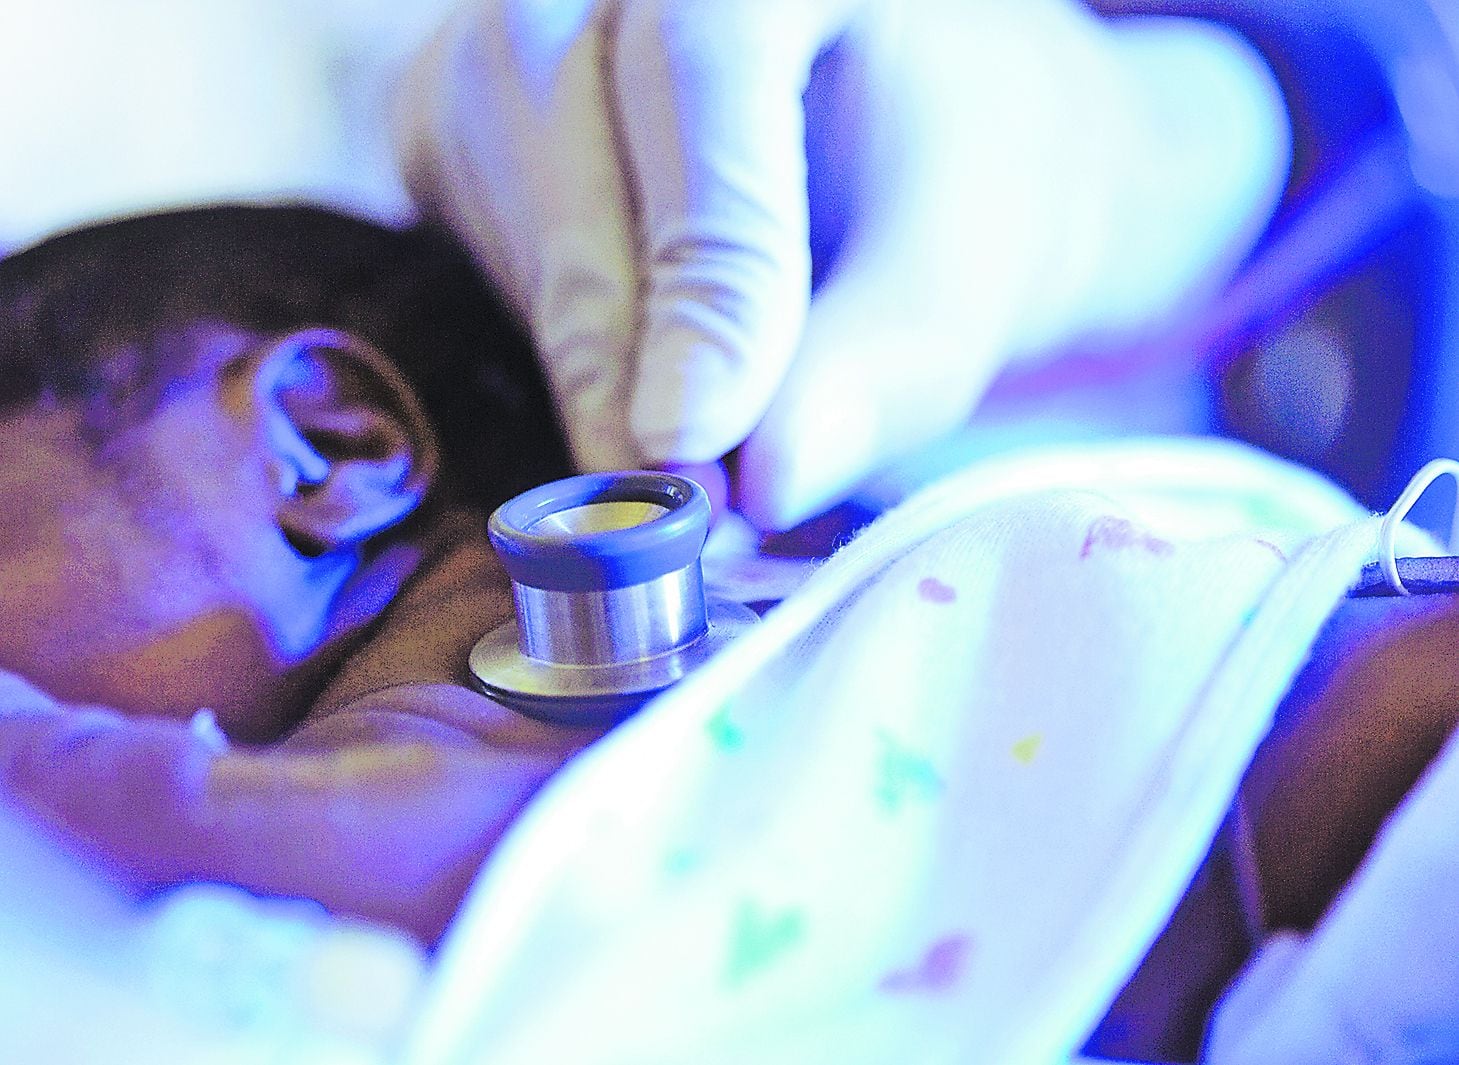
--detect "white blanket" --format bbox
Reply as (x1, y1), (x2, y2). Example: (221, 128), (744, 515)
(0, 791), (428, 1065)
(405, 438), (1403, 1065)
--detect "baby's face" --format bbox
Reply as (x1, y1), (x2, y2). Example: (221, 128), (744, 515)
(0, 324), (412, 739)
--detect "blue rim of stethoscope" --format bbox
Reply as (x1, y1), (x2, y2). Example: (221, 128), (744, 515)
(488, 471), (711, 591)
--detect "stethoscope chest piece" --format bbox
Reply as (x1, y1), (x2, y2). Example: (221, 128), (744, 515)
(468, 471), (757, 727)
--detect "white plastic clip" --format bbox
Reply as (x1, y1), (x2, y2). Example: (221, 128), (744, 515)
(1378, 458), (1459, 595)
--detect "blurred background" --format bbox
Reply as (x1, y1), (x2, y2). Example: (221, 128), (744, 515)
(0, 0), (456, 247)
(1121, 0), (1459, 515)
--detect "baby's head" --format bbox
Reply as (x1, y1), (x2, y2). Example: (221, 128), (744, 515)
(0, 205), (570, 739)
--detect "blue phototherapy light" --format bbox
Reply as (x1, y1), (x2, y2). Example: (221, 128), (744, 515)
(469, 471), (757, 726)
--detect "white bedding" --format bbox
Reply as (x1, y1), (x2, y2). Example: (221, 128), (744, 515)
(0, 799), (427, 1065)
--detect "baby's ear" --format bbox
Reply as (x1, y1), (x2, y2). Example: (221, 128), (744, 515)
(232, 328), (440, 555)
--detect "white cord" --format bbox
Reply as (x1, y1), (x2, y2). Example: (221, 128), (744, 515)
(1378, 458), (1459, 595)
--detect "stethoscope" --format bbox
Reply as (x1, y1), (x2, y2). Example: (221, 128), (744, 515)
(469, 471), (757, 727)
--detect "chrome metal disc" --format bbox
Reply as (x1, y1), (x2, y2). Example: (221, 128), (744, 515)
(468, 598), (758, 727)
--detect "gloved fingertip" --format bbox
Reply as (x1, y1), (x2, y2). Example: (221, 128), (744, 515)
(630, 333), (781, 467)
(737, 488), (820, 535)
(733, 448), (820, 533)
(563, 417), (641, 475)
(734, 396), (883, 532)
(632, 424), (737, 468)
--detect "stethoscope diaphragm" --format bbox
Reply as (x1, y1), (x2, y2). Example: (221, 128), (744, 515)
(468, 471), (757, 726)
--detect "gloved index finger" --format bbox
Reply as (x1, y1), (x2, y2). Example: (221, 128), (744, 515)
(398, 0), (643, 473)
(611, 0), (867, 466)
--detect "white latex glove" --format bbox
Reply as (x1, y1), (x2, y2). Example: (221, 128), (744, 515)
(399, 0), (1289, 529)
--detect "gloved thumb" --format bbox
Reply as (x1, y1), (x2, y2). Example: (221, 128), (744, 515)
(734, 265), (1006, 532)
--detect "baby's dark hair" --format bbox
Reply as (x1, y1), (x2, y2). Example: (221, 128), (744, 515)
(0, 203), (572, 512)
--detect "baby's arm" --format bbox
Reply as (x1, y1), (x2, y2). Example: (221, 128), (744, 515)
(1240, 589), (1459, 929)
(0, 693), (564, 945)
(1090, 586), (1459, 1060)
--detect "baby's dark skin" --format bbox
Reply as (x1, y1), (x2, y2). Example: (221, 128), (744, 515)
(1091, 590), (1459, 1060)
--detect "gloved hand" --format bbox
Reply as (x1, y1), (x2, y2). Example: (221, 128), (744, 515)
(399, 0), (1289, 529)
